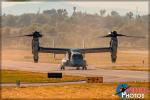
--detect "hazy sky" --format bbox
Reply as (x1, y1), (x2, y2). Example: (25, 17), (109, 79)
(2, 1), (149, 16)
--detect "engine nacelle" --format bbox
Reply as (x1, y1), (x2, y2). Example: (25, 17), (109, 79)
(32, 38), (39, 63)
(110, 37), (118, 63)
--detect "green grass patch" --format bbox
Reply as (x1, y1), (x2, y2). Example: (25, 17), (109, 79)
(1, 70), (85, 83)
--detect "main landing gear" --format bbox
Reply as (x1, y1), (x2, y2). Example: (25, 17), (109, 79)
(76, 66), (87, 70)
(60, 65), (87, 70)
(60, 65), (65, 70)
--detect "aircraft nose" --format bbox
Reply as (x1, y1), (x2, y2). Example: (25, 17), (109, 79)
(73, 60), (83, 65)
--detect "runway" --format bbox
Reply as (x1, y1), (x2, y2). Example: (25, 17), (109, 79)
(2, 60), (149, 82)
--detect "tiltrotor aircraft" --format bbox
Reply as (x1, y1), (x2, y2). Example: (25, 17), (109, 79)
(14, 31), (144, 70)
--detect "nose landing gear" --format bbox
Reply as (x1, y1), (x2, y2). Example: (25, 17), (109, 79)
(60, 65), (65, 70)
(82, 65), (87, 70)
(76, 66), (87, 70)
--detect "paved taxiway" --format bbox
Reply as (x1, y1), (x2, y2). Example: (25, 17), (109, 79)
(2, 60), (149, 82)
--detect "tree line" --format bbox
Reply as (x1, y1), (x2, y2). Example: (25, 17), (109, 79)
(2, 7), (149, 49)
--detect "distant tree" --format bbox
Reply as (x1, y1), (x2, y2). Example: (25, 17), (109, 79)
(3, 15), (16, 27)
(43, 9), (58, 25)
(126, 11), (133, 19)
(43, 9), (57, 16)
(16, 14), (32, 27)
(136, 15), (141, 20)
(3, 13), (6, 17)
(37, 7), (41, 15)
(62, 9), (68, 17)
(111, 11), (120, 16)
(33, 14), (48, 24)
(73, 7), (76, 13)
(57, 9), (68, 21)
(72, 6), (77, 16)
(57, 9), (63, 17)
(100, 9), (106, 17)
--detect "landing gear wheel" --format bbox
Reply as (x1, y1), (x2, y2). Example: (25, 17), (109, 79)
(34, 59), (38, 63)
(85, 67), (87, 70)
(60, 65), (65, 70)
(82, 66), (87, 70)
(76, 67), (80, 70)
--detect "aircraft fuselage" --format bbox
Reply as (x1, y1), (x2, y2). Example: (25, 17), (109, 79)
(60, 51), (87, 70)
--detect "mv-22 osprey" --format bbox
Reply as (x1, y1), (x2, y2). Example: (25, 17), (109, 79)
(16, 31), (144, 70)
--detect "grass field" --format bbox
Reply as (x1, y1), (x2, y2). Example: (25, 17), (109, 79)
(1, 66), (149, 99)
(1, 66), (149, 100)
(2, 82), (149, 99)
(1, 70), (85, 83)
(111, 66), (149, 71)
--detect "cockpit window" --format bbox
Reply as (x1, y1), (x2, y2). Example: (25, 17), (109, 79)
(72, 54), (83, 59)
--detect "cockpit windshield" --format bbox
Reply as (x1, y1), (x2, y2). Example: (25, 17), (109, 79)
(72, 54), (83, 60)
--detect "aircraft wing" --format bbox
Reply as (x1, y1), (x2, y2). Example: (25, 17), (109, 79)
(39, 47), (70, 54)
(78, 47), (111, 53)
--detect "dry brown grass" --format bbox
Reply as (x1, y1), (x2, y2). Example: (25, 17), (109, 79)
(1, 70), (85, 83)
(2, 82), (149, 99)
(112, 66), (149, 71)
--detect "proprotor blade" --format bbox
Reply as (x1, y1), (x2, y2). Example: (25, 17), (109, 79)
(7, 31), (43, 38)
(122, 35), (145, 38)
(98, 31), (145, 38)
